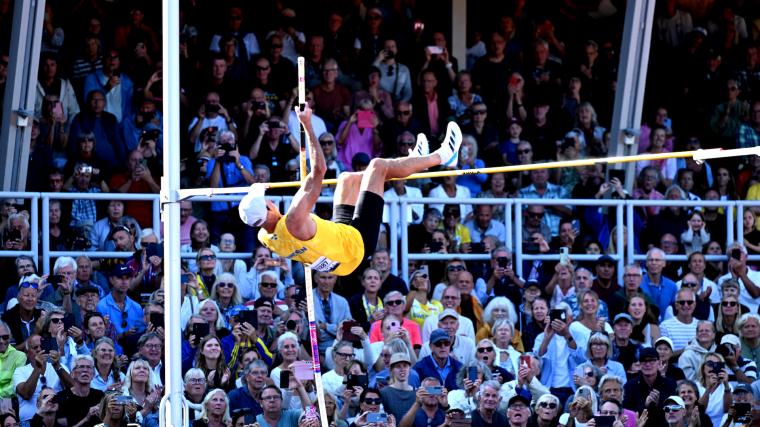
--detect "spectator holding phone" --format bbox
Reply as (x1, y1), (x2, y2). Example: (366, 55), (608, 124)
(717, 244), (760, 315)
(405, 268), (443, 329)
(13, 334), (72, 424)
(696, 353), (730, 427)
(397, 377), (447, 427)
(336, 99), (381, 172)
(720, 382), (754, 426)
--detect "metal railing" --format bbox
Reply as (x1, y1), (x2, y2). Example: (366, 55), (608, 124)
(0, 191), (752, 281)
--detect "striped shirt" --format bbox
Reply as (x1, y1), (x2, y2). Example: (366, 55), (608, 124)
(660, 317), (699, 351)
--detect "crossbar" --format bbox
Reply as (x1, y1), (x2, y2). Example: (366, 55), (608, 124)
(178, 148), (751, 199)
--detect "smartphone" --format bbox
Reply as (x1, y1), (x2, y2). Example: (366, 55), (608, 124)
(80, 166), (93, 174)
(239, 310), (258, 329)
(279, 370), (291, 389)
(192, 323), (210, 343)
(550, 309), (567, 323)
(357, 110), (376, 129)
(731, 248), (742, 261)
(710, 361), (725, 374)
(264, 258), (280, 267)
(519, 354), (532, 369)
(425, 385), (443, 395)
(48, 274), (65, 289)
(145, 242), (161, 259)
(663, 118), (672, 130)
(346, 374), (368, 388)
(559, 247), (570, 265)
(427, 46), (443, 55)
(149, 313), (163, 329)
(342, 320), (361, 342)
(497, 257), (509, 268)
(608, 169), (625, 185)
(367, 413), (388, 424)
(470, 242), (486, 253)
(294, 286), (306, 306)
(41, 336), (58, 353)
(63, 313), (76, 331)
(292, 361), (315, 381)
(181, 273), (192, 285)
(413, 21), (425, 32)
(115, 395), (136, 405)
(467, 366), (478, 382)
(593, 416), (615, 427)
(389, 321), (400, 334)
(428, 241), (443, 252)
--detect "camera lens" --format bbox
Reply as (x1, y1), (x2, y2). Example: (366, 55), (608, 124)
(286, 320), (297, 330)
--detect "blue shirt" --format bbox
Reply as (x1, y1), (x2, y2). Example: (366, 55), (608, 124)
(255, 409), (302, 427)
(639, 275), (678, 321)
(228, 386), (263, 417)
(205, 157), (254, 212)
(96, 293), (146, 336)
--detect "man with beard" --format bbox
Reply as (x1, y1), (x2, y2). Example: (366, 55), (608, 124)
(54, 354), (104, 427)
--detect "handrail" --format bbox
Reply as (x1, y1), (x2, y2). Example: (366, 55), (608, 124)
(0, 191), (755, 278)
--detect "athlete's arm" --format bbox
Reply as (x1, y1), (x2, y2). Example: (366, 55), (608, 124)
(285, 105), (327, 240)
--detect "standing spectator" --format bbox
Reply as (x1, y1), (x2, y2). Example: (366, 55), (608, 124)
(83, 49), (134, 123)
(112, 6), (160, 57)
(737, 100), (760, 149)
(13, 334), (72, 424)
(96, 264), (146, 355)
(535, 303), (577, 406)
(205, 130), (255, 247)
(472, 33), (510, 119)
(264, 34), (297, 99)
(412, 69), (450, 140)
(54, 354), (104, 427)
(380, 353), (416, 422)
(460, 103), (500, 167)
(374, 39), (412, 103)
(660, 288), (699, 354)
(68, 90), (126, 170)
(717, 244), (760, 314)
(188, 91), (237, 153)
(249, 116), (297, 183)
(109, 149), (159, 226)
(35, 52), (80, 127)
(336, 99), (381, 172)
(208, 6), (260, 60)
(710, 78), (750, 143)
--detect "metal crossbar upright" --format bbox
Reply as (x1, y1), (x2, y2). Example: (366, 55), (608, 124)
(298, 57), (330, 427)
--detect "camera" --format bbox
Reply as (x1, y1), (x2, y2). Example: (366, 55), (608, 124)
(79, 166), (93, 174)
(205, 103), (220, 114)
(286, 319), (297, 331)
(218, 143), (237, 162)
(267, 120), (281, 129)
(253, 101), (266, 110)
(68, 227), (91, 251)
(6, 228), (21, 242)
(384, 50), (395, 60)
(141, 129), (160, 142)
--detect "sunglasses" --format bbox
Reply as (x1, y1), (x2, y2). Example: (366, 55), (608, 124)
(414, 273), (428, 279)
(270, 44), (283, 49)
(472, 110), (487, 115)
(256, 66), (270, 71)
(538, 402), (558, 409)
(447, 265), (465, 272)
(50, 318), (64, 324)
(584, 370), (594, 377)
(199, 255), (216, 261)
(676, 300), (695, 306)
(477, 347), (493, 353)
(396, 110), (412, 116)
(682, 282), (699, 288)
(385, 299), (404, 306)
(433, 340), (451, 347)
(663, 405), (684, 413)
(217, 282), (235, 288)
(364, 398), (382, 405)
(0, 334), (10, 341)
(319, 140), (334, 145)
(19, 282), (39, 289)
(399, 141), (415, 146)
(722, 301), (738, 307)
(518, 149), (532, 154)
(260, 282), (277, 289)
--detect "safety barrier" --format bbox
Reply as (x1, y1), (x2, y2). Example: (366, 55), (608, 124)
(0, 192), (752, 281)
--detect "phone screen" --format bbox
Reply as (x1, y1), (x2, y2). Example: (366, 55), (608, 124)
(279, 370), (291, 389)
(468, 366), (478, 382)
(357, 110), (376, 129)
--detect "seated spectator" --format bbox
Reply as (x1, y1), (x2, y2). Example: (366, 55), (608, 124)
(446, 360), (492, 413)
(404, 268), (443, 328)
(249, 116), (297, 183)
(419, 309), (475, 366)
(336, 99), (381, 172)
(717, 243), (760, 315)
(621, 347), (677, 425)
(108, 149), (160, 226)
(423, 284), (475, 342)
(90, 337), (126, 392)
(13, 334), (72, 424)
(0, 319), (26, 403)
(228, 360), (267, 416)
(256, 383), (311, 427)
(569, 290), (613, 351)
(312, 58), (351, 130)
(96, 264), (146, 354)
(65, 162), (109, 229)
(35, 52), (80, 128)
(413, 328), (463, 391)
(519, 168), (571, 237)
(640, 248), (678, 321)
(188, 91), (237, 153)
(573, 331), (627, 388)
(695, 352), (729, 426)
(460, 102), (501, 167)
(380, 102), (423, 156)
(349, 268), (385, 332)
(121, 98), (163, 153)
(632, 166), (665, 219)
(191, 388), (232, 427)
(374, 39), (413, 103)
(54, 354), (105, 427)
(448, 71), (482, 120)
(534, 302), (576, 406)
(465, 204), (506, 248)
(90, 200), (131, 251)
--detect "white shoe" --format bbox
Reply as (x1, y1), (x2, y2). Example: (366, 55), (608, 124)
(437, 122), (462, 167)
(410, 133), (430, 157)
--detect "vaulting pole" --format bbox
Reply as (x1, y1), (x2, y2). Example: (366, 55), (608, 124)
(297, 57), (330, 427)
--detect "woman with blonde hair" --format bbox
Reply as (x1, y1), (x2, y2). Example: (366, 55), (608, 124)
(194, 299), (229, 338)
(569, 290), (612, 350)
(696, 353), (730, 427)
(715, 294), (741, 339)
(122, 358), (162, 419)
(476, 297), (522, 350)
(192, 388), (232, 427)
(208, 272), (242, 321)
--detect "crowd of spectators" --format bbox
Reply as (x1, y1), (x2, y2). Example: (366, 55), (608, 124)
(2, 0), (760, 426)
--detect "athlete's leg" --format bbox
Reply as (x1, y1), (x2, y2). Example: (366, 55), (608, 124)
(332, 171), (363, 224)
(360, 122), (462, 196)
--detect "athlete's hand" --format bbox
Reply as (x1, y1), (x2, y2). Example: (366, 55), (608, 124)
(296, 105), (313, 126)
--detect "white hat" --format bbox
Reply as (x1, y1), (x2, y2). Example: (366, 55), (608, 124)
(238, 184), (268, 227)
(665, 395), (685, 408)
(721, 334), (741, 346)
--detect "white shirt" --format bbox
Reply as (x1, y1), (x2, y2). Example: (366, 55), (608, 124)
(718, 269), (760, 314)
(382, 186), (424, 227)
(13, 363), (66, 422)
(660, 317), (699, 351)
(427, 185), (472, 219)
(209, 33), (260, 59)
(422, 313), (475, 343)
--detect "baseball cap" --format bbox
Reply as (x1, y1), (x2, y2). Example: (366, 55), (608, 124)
(508, 394), (530, 407)
(109, 225), (131, 240)
(734, 383), (752, 394)
(430, 328), (450, 345)
(664, 395), (685, 407)
(597, 255), (615, 265)
(638, 347), (659, 362)
(75, 284), (100, 297)
(108, 264), (132, 277)
(389, 353), (411, 367)
(613, 313), (633, 324)
(720, 334), (741, 346)
(438, 309), (459, 322)
(238, 183), (268, 227)
(253, 298), (274, 310)
(654, 336), (674, 350)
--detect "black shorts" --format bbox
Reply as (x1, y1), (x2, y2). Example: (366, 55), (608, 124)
(333, 191), (383, 261)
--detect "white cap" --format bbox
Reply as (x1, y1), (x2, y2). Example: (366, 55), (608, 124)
(238, 184), (268, 227)
(721, 334), (741, 346)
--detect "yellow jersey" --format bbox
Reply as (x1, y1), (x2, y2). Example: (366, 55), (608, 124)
(258, 213), (365, 276)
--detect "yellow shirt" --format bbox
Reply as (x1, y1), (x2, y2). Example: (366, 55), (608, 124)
(258, 213), (364, 276)
(408, 299), (443, 327)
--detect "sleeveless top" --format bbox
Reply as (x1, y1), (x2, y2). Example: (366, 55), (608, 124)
(258, 213), (364, 276)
